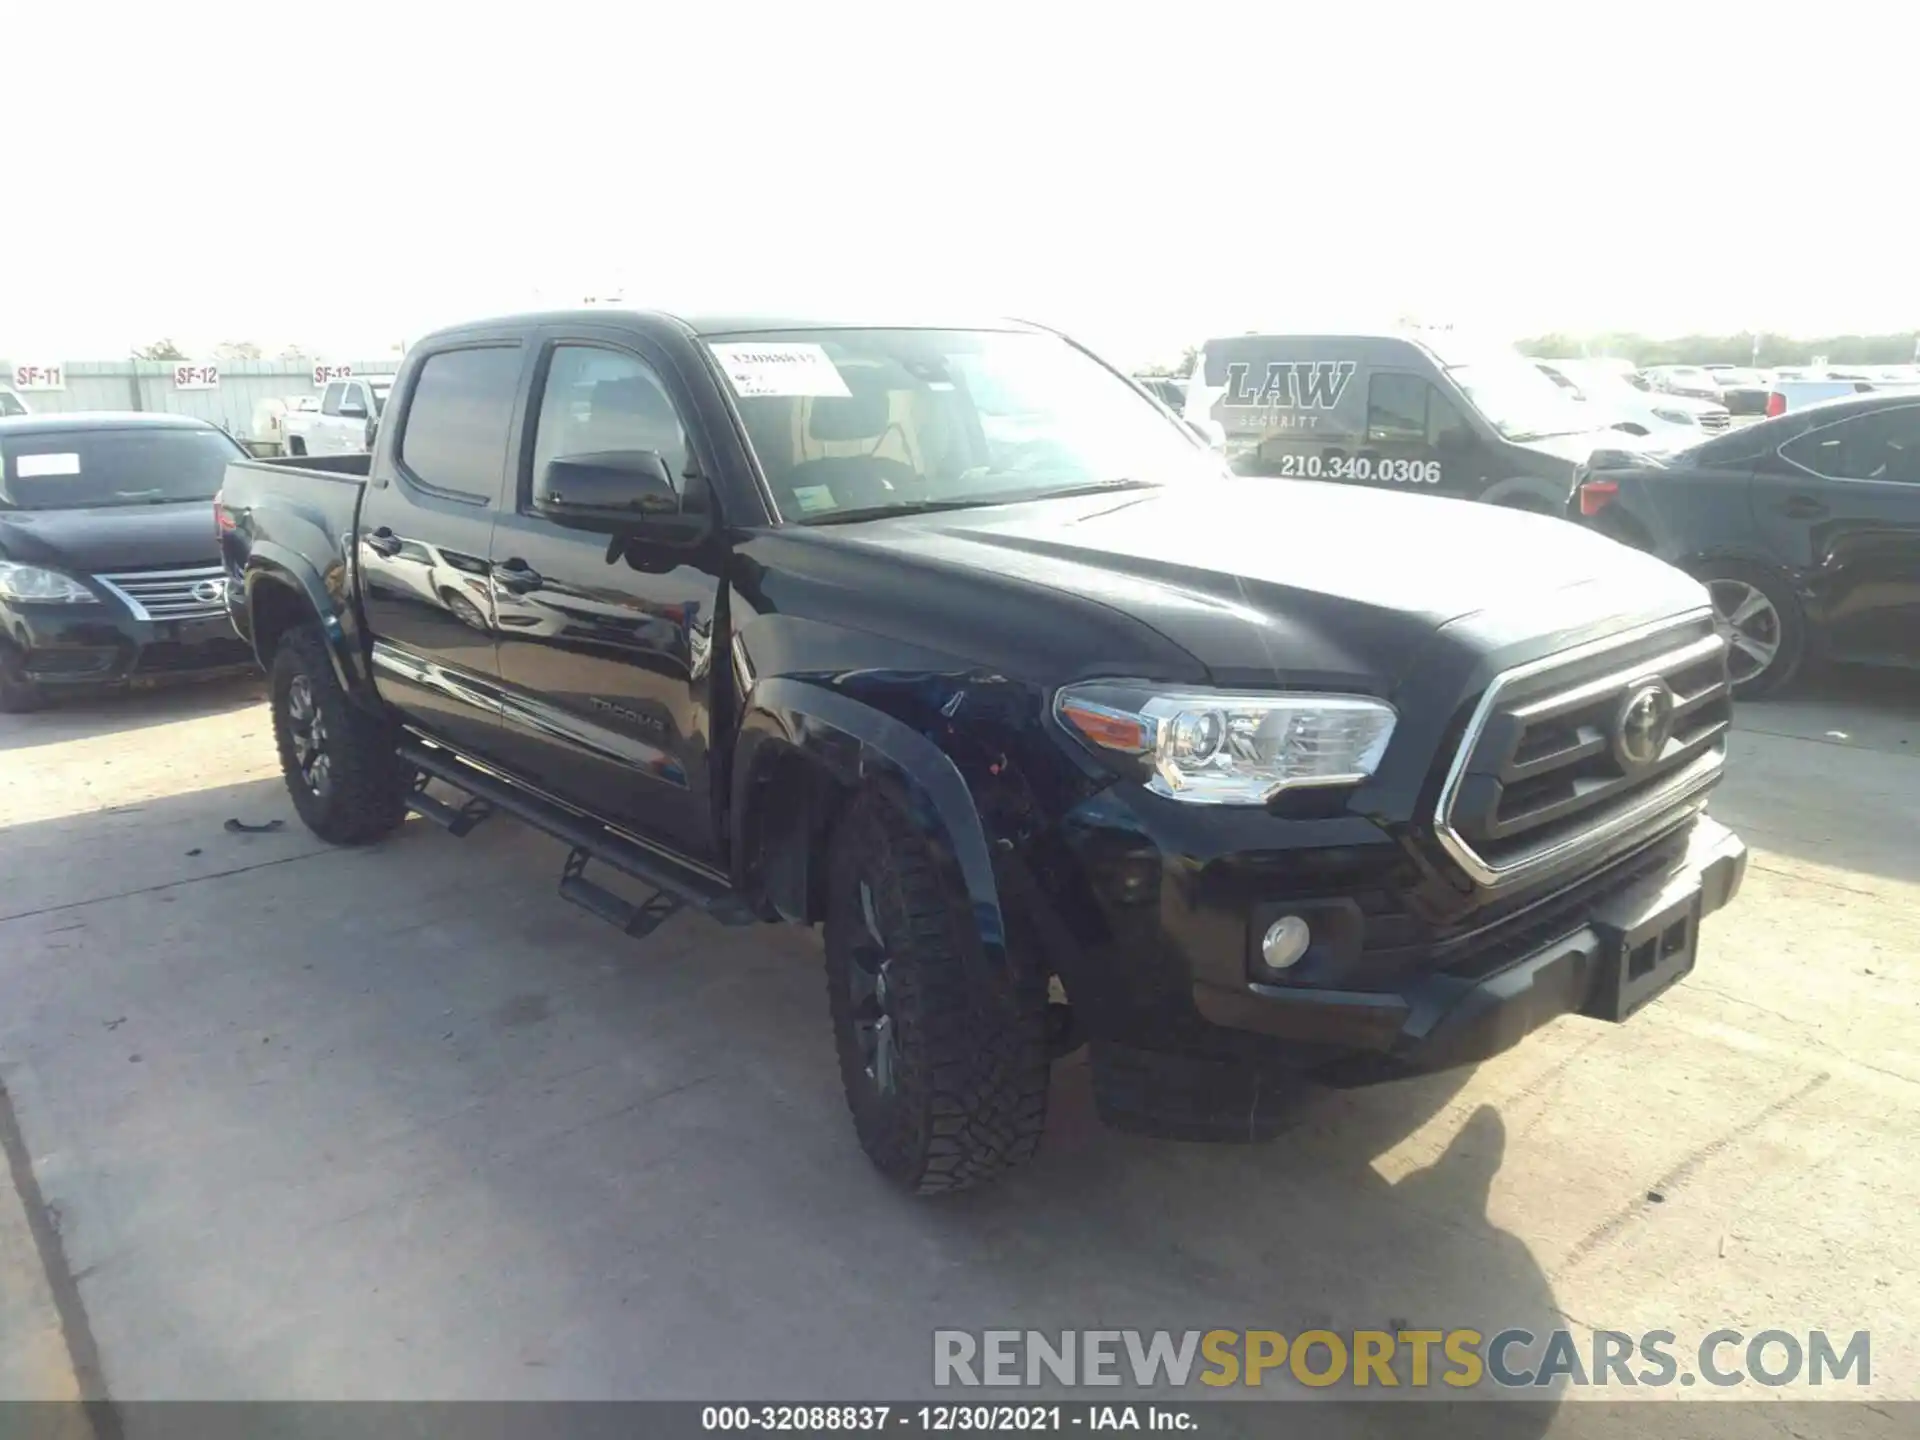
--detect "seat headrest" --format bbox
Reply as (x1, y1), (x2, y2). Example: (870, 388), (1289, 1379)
(807, 367), (892, 443)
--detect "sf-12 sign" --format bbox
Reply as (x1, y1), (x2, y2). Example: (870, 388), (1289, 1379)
(172, 363), (221, 390)
(11, 363), (66, 391)
(312, 363), (353, 387)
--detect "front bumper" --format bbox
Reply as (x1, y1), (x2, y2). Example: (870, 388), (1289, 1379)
(1056, 809), (1745, 1140)
(1192, 814), (1746, 1080)
(1041, 771), (1746, 1063)
(2, 603), (255, 689)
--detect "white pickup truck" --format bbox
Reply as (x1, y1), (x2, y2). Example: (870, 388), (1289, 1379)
(281, 374), (395, 456)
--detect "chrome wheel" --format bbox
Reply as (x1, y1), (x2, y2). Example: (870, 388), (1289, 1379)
(285, 674), (333, 797)
(846, 878), (897, 1094)
(1708, 579), (1782, 685)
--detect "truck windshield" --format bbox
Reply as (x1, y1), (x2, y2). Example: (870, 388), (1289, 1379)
(0, 428), (241, 510)
(1447, 354), (1597, 443)
(708, 328), (1215, 524)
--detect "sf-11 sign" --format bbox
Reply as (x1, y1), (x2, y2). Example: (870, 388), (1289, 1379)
(11, 363), (65, 391)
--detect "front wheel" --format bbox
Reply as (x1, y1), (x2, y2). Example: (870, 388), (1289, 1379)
(823, 790), (1050, 1194)
(269, 625), (408, 843)
(1698, 563), (1805, 698)
(0, 646), (47, 713)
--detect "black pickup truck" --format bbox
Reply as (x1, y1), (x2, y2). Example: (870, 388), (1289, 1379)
(218, 309), (1748, 1193)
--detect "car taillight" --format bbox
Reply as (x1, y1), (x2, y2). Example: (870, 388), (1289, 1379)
(214, 491), (236, 532)
(1765, 391), (1786, 417)
(1578, 479), (1619, 517)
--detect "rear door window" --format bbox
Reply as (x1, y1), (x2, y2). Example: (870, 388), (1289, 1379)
(397, 345), (524, 502)
(1782, 405), (1920, 483)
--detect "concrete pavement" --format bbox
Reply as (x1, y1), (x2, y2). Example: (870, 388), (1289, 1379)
(0, 671), (1914, 1424)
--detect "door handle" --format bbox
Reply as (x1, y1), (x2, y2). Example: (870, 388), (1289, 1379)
(364, 526), (402, 557)
(492, 559), (544, 594)
(1780, 495), (1828, 520)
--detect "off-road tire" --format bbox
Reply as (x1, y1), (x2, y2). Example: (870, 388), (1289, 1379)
(824, 789), (1050, 1194)
(270, 625), (407, 844)
(1692, 560), (1805, 699)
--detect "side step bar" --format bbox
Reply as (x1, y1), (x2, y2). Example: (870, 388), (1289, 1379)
(406, 775), (495, 836)
(559, 848), (684, 938)
(399, 739), (759, 932)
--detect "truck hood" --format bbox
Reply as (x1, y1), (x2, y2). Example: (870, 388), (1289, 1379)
(0, 500), (221, 573)
(843, 479), (1709, 691)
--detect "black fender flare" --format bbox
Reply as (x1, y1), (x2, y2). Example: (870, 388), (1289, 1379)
(241, 542), (375, 702)
(731, 677), (1008, 978)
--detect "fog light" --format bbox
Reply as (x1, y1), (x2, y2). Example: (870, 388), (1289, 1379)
(1261, 914), (1311, 970)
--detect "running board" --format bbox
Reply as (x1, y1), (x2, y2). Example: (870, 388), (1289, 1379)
(398, 739), (758, 931)
(559, 848), (684, 938)
(406, 777), (495, 837)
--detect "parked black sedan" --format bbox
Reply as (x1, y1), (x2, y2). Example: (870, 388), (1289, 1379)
(0, 412), (256, 711)
(1572, 392), (1920, 696)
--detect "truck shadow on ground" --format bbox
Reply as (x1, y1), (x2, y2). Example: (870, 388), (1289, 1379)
(1, 777), (1583, 1434)
(0, 677), (266, 754)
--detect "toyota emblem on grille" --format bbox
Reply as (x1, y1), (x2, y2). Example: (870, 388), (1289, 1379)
(1614, 679), (1675, 771)
(191, 578), (228, 605)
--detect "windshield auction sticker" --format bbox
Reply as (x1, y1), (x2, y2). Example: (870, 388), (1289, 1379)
(710, 343), (852, 399)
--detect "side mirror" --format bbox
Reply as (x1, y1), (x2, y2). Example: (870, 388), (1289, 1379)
(339, 402), (368, 420)
(534, 451), (688, 533)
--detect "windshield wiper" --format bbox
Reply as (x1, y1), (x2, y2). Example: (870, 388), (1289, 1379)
(1012, 478), (1156, 501)
(800, 497), (1014, 527)
(799, 479), (1157, 527)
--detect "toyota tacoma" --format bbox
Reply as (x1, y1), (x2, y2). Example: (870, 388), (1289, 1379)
(217, 309), (1748, 1193)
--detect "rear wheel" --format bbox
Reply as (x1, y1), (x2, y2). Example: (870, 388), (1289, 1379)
(270, 625), (408, 843)
(1699, 563), (1804, 697)
(823, 790), (1050, 1194)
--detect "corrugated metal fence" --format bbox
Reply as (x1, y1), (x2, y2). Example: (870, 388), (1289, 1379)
(2, 359), (399, 440)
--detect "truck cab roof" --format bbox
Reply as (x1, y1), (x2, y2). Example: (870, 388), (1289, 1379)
(417, 308), (1046, 348)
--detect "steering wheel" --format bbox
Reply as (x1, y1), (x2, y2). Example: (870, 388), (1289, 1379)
(988, 437), (1085, 479)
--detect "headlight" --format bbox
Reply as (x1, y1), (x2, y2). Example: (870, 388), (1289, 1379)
(0, 561), (99, 604)
(1056, 683), (1396, 804)
(1651, 408), (1696, 426)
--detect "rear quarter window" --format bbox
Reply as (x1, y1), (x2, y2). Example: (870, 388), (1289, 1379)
(397, 346), (524, 501)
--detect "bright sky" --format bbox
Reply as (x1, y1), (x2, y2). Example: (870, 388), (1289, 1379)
(6, 1), (1915, 368)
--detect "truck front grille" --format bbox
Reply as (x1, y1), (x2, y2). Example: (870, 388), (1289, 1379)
(1698, 411), (1731, 432)
(1435, 612), (1731, 889)
(94, 564), (229, 620)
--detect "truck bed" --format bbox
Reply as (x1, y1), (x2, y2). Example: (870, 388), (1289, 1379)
(218, 452), (376, 654)
(233, 452), (374, 483)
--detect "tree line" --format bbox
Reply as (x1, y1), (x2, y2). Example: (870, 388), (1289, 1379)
(1514, 331), (1920, 367)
